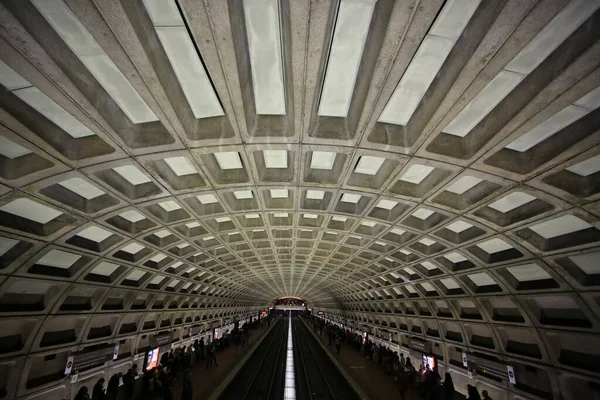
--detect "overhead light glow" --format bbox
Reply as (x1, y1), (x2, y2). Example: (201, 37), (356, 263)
(443, 0), (600, 138)
(233, 190), (253, 200)
(263, 150), (288, 168)
(214, 152), (243, 170)
(142, 0), (224, 119)
(243, 0), (286, 115)
(400, 164), (435, 184)
(379, 0), (481, 126)
(164, 156), (197, 176)
(354, 156), (385, 175)
(113, 165), (151, 186)
(318, 0), (376, 117)
(306, 190), (325, 200)
(310, 151), (336, 170)
(32, 0), (158, 124)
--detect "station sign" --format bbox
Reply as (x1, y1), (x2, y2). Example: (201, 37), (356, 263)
(150, 332), (173, 348)
(64, 344), (119, 374)
(409, 338), (431, 353)
(463, 352), (513, 382)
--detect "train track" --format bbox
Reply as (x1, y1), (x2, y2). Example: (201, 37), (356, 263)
(293, 317), (361, 400)
(219, 317), (287, 400)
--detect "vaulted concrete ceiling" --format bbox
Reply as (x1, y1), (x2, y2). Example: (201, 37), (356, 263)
(0, 0), (600, 397)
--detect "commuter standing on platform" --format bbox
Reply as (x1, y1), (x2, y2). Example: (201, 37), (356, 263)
(123, 364), (137, 400)
(181, 372), (193, 400)
(106, 373), (121, 400)
(74, 386), (91, 400)
(91, 378), (106, 400)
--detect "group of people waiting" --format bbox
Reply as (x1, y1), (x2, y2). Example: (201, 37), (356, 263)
(73, 318), (260, 400)
(311, 316), (493, 400)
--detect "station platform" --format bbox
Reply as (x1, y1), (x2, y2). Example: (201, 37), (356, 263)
(303, 319), (423, 400)
(169, 322), (275, 399)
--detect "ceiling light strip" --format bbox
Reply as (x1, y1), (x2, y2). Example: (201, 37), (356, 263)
(0, 60), (96, 139)
(379, 0), (481, 126)
(505, 85), (600, 152)
(32, 0), (158, 124)
(243, 0), (286, 115)
(318, 0), (376, 117)
(283, 314), (296, 400)
(142, 0), (224, 119)
(443, 0), (600, 138)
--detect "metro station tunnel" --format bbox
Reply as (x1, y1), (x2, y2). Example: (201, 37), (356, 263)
(0, 0), (599, 399)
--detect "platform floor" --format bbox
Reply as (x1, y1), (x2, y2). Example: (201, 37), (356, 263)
(305, 321), (423, 400)
(169, 323), (274, 400)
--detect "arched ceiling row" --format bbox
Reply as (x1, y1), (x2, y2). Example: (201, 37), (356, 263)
(0, 0), (599, 392)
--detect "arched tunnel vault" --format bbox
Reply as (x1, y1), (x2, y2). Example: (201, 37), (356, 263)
(0, 0), (599, 399)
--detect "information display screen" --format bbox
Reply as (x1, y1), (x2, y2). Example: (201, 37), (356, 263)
(422, 354), (436, 371)
(145, 348), (160, 371)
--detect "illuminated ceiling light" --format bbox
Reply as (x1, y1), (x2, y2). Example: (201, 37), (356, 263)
(0, 136), (31, 159)
(142, 0), (224, 119)
(90, 261), (120, 276)
(150, 253), (167, 262)
(566, 154), (600, 176)
(233, 190), (253, 200)
(468, 272), (496, 286)
(158, 200), (181, 212)
(332, 216), (347, 222)
(14, 87), (97, 138)
(270, 189), (288, 198)
(488, 192), (536, 213)
(0, 59), (31, 90)
(121, 242), (145, 254)
(412, 208), (434, 220)
(443, 0), (600, 137)
(379, 0), (481, 126)
(375, 199), (397, 210)
(214, 152), (243, 170)
(306, 190), (325, 200)
(0, 61), (96, 139)
(310, 151), (336, 170)
(119, 210), (146, 223)
(445, 176), (482, 194)
(400, 164), (435, 184)
(58, 178), (105, 200)
(273, 212), (289, 218)
(0, 198), (62, 224)
(196, 194), (219, 204)
(263, 149), (288, 168)
(477, 238), (512, 253)
(113, 165), (151, 185)
(215, 217), (231, 223)
(354, 155), (385, 175)
(186, 222), (201, 229)
(0, 237), (18, 257)
(340, 193), (361, 203)
(154, 230), (171, 238)
(32, 0), (158, 123)
(445, 220), (472, 233)
(360, 220), (376, 227)
(507, 263), (551, 281)
(529, 215), (592, 239)
(318, 0), (376, 117)
(164, 156), (197, 176)
(506, 86), (600, 152)
(419, 238), (436, 246)
(243, 0), (286, 115)
(444, 252), (467, 263)
(77, 226), (113, 242)
(37, 249), (81, 268)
